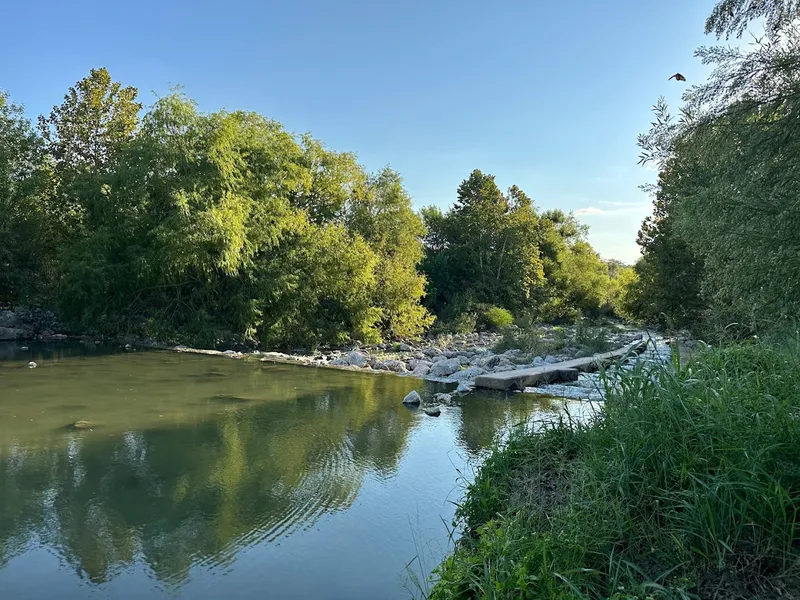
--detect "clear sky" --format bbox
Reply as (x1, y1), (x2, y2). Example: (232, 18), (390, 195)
(1, 0), (729, 263)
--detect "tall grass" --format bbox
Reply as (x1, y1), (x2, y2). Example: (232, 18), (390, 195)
(430, 340), (800, 599)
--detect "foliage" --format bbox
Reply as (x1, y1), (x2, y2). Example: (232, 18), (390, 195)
(629, 13), (800, 338)
(431, 341), (800, 599)
(1, 69), (433, 347)
(479, 306), (514, 331)
(422, 174), (614, 326)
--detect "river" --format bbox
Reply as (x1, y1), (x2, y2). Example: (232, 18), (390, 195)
(0, 341), (584, 599)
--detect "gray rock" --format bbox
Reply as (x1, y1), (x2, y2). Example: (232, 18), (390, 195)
(531, 356), (545, 366)
(345, 351), (368, 367)
(456, 380), (473, 395)
(544, 355), (557, 364)
(443, 350), (460, 359)
(397, 342), (413, 352)
(407, 358), (430, 371)
(402, 390), (422, 405)
(423, 406), (441, 417)
(379, 359), (407, 373)
(428, 357), (462, 378)
(423, 347), (442, 358)
(412, 352), (426, 360)
(433, 392), (453, 405)
(430, 354), (448, 364)
(411, 364), (431, 377)
(457, 355), (471, 365)
(477, 354), (502, 369)
(491, 359), (515, 373)
(447, 366), (486, 381)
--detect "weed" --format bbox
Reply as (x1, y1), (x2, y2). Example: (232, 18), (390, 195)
(430, 340), (800, 599)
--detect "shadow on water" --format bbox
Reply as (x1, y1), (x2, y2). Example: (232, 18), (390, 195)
(0, 341), (577, 599)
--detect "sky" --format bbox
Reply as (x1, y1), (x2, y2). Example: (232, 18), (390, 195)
(1, 0), (734, 262)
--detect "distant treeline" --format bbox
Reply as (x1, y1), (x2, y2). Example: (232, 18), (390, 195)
(0, 70), (632, 347)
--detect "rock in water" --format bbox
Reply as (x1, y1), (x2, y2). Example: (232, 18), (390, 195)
(456, 380), (473, 395)
(423, 406), (441, 417)
(402, 390), (422, 405)
(345, 351), (368, 367)
(68, 420), (93, 430)
(433, 392), (453, 405)
(27, 361), (37, 369)
(428, 357), (462, 378)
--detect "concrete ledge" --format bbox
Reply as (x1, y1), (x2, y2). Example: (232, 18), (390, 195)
(474, 340), (647, 391)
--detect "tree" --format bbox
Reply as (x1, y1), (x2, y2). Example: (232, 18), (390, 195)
(0, 92), (50, 305)
(421, 170), (544, 319)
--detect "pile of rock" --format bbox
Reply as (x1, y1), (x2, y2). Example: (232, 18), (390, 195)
(0, 307), (63, 341)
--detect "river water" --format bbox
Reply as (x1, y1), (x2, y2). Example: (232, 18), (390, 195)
(0, 341), (583, 600)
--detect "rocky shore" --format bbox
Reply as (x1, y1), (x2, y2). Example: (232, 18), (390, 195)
(171, 326), (650, 401)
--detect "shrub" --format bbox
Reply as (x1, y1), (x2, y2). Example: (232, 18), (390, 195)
(480, 306), (513, 331)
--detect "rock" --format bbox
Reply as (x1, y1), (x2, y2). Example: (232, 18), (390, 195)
(456, 380), (473, 395)
(344, 351), (368, 367)
(428, 357), (462, 378)
(457, 355), (471, 366)
(402, 390), (422, 405)
(544, 355), (557, 364)
(0, 327), (27, 341)
(397, 342), (413, 352)
(531, 356), (545, 366)
(68, 420), (93, 430)
(411, 364), (430, 377)
(423, 347), (442, 358)
(443, 350), (460, 359)
(477, 354), (502, 369)
(0, 310), (19, 328)
(28, 361), (37, 368)
(491, 359), (515, 373)
(447, 366), (486, 381)
(407, 358), (430, 371)
(433, 392), (453, 405)
(423, 406), (441, 417)
(379, 359), (407, 373)
(412, 352), (426, 360)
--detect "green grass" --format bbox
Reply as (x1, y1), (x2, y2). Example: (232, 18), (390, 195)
(430, 340), (800, 599)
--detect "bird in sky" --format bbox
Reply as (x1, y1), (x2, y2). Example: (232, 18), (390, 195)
(669, 73), (687, 82)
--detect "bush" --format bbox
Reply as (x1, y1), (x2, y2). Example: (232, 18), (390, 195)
(431, 340), (800, 599)
(480, 306), (513, 331)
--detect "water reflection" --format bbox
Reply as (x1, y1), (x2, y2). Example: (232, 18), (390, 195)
(0, 342), (574, 598)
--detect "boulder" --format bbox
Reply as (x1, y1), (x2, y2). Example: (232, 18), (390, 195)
(531, 356), (545, 367)
(423, 347), (442, 358)
(345, 351), (368, 367)
(477, 354), (502, 369)
(397, 342), (413, 352)
(379, 359), (407, 373)
(411, 364), (431, 377)
(456, 380), (473, 395)
(447, 366), (486, 381)
(544, 355), (557, 364)
(407, 358), (430, 371)
(433, 392), (453, 405)
(457, 355), (472, 366)
(428, 357), (462, 378)
(423, 406), (441, 417)
(402, 390), (422, 405)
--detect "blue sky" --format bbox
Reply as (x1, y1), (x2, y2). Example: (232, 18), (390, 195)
(2, 0), (731, 262)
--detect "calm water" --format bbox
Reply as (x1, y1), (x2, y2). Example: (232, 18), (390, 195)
(0, 342), (581, 599)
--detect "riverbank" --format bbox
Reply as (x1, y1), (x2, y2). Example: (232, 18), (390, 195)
(428, 341), (800, 599)
(168, 324), (651, 400)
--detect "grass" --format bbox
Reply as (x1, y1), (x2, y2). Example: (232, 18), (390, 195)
(429, 339), (800, 599)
